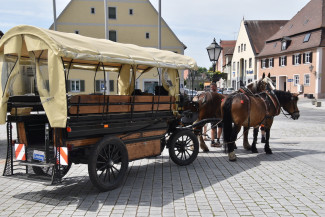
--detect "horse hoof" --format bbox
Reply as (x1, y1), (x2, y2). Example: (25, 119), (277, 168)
(203, 149), (210, 152)
(243, 144), (251, 151)
(252, 148), (258, 153)
(228, 152), (237, 161)
(265, 149), (273, 154)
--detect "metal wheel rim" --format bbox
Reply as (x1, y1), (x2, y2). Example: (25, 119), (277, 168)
(96, 143), (123, 185)
(174, 135), (194, 161)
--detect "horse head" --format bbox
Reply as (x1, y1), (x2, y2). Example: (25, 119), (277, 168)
(247, 73), (275, 93)
(274, 90), (300, 120)
(181, 100), (199, 125)
(260, 73), (275, 92)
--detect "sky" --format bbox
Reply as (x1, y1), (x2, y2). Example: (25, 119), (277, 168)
(0, 0), (310, 68)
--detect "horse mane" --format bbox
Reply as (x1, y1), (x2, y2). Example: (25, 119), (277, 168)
(273, 90), (297, 104)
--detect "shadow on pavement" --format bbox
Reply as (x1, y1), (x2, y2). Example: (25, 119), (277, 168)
(10, 146), (325, 211)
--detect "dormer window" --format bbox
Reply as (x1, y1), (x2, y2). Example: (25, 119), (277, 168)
(281, 41), (287, 50)
(281, 37), (291, 51)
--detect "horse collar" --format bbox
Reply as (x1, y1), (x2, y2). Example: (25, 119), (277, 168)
(265, 90), (281, 116)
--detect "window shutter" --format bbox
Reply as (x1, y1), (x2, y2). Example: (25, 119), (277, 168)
(299, 54), (302, 64)
(96, 80), (100, 92)
(279, 57), (281, 66)
(109, 80), (114, 92)
(310, 52), (313, 63)
(292, 55), (295, 65)
(80, 80), (85, 92)
(67, 80), (71, 92)
(261, 60), (263, 68)
(284, 56), (287, 66)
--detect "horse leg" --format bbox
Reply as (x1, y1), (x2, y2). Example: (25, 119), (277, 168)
(251, 127), (259, 153)
(264, 128), (272, 154)
(197, 127), (209, 152)
(228, 125), (241, 161)
(243, 127), (251, 150)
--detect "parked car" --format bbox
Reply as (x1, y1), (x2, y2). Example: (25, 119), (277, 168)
(223, 87), (235, 95)
(184, 88), (198, 99)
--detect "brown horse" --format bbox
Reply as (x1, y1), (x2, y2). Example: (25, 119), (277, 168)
(183, 92), (225, 152)
(221, 90), (300, 161)
(242, 73), (275, 150)
(182, 74), (274, 152)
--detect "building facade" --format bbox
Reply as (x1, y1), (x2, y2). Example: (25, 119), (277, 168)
(231, 19), (287, 89)
(51, 0), (186, 95)
(258, 0), (325, 98)
(219, 40), (236, 88)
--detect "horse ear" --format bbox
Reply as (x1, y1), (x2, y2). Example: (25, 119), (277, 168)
(262, 73), (265, 79)
(268, 73), (271, 78)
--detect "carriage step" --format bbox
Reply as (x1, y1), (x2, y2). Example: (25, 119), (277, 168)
(18, 162), (54, 168)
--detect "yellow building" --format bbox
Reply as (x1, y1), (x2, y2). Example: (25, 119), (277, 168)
(50, 0), (186, 95)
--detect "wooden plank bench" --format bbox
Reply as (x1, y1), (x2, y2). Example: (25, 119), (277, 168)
(68, 95), (175, 115)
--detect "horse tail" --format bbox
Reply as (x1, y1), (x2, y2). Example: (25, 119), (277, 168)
(222, 94), (235, 152)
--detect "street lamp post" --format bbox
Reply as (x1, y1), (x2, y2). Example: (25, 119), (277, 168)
(206, 38), (222, 81)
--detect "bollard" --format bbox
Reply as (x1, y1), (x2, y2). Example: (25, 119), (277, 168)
(312, 99), (316, 105)
(316, 101), (322, 107)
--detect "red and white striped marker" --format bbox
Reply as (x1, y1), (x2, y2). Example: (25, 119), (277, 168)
(15, 144), (26, 161)
(56, 147), (68, 165)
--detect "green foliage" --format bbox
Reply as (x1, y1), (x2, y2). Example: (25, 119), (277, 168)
(199, 82), (204, 90)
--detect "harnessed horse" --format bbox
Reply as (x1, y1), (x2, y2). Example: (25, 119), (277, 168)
(183, 73), (274, 152)
(221, 89), (300, 161)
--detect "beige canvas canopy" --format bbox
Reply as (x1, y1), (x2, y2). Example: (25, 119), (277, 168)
(0, 25), (198, 128)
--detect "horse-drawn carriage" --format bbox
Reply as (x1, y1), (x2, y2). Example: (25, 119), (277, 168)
(0, 25), (199, 191)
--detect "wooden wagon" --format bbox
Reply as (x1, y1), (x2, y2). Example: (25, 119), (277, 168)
(0, 25), (199, 191)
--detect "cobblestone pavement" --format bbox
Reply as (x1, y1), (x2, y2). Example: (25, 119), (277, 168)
(0, 98), (324, 217)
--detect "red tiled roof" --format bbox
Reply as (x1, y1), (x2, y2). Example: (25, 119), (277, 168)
(259, 0), (325, 57)
(268, 0), (325, 41)
(245, 20), (288, 54)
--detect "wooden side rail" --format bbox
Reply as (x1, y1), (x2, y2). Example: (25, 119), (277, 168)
(68, 95), (175, 115)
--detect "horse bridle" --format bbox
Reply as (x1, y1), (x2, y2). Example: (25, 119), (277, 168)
(280, 102), (300, 119)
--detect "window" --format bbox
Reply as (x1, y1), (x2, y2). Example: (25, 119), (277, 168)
(91, 7), (95, 14)
(241, 44), (243, 52)
(95, 80), (106, 92)
(293, 54), (301, 65)
(249, 58), (252, 68)
(233, 62), (236, 71)
(303, 52), (312, 64)
(269, 58), (274, 68)
(146, 32), (150, 39)
(279, 56), (287, 66)
(303, 33), (311, 43)
(294, 75), (299, 86)
(75, 30), (79, 34)
(108, 7), (116, 19)
(304, 74), (310, 86)
(238, 46), (240, 53)
(281, 41), (287, 50)
(244, 44), (246, 51)
(69, 80), (85, 92)
(262, 59), (266, 68)
(109, 30), (117, 42)
(129, 9), (133, 15)
(109, 80), (114, 92)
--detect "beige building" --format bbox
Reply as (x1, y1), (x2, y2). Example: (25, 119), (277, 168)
(231, 19), (287, 89)
(50, 0), (187, 95)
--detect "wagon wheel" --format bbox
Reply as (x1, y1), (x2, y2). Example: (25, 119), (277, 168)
(168, 130), (199, 166)
(32, 161), (72, 178)
(88, 137), (129, 192)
